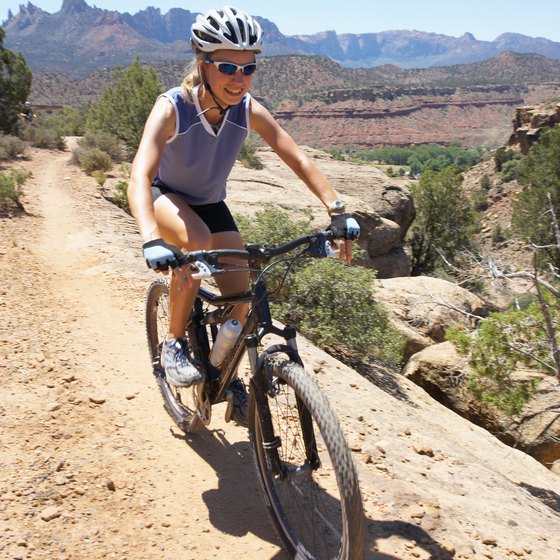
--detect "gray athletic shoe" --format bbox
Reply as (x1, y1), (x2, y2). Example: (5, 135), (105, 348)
(228, 378), (249, 427)
(161, 337), (204, 387)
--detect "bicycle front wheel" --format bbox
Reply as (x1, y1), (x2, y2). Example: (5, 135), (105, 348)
(145, 279), (204, 433)
(249, 355), (365, 560)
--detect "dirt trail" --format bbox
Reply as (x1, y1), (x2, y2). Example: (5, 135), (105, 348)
(0, 147), (285, 559)
(2, 146), (560, 560)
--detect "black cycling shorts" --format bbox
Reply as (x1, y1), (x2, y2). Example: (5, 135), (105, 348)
(151, 184), (238, 234)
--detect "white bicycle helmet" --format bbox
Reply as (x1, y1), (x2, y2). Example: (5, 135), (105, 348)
(191, 6), (263, 53)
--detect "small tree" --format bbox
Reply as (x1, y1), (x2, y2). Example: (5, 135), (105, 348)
(447, 194), (560, 416)
(0, 28), (32, 136)
(511, 125), (560, 268)
(85, 56), (162, 155)
(409, 167), (478, 276)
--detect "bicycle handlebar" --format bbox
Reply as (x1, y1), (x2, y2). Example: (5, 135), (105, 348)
(178, 230), (337, 279)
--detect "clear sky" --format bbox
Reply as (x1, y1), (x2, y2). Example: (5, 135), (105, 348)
(3, 0), (560, 42)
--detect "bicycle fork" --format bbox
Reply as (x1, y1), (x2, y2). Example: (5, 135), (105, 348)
(247, 333), (321, 480)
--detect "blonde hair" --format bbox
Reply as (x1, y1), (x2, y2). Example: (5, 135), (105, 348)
(181, 51), (206, 102)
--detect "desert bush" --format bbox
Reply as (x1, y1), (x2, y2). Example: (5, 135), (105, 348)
(237, 138), (263, 169)
(491, 223), (507, 244)
(0, 134), (26, 160)
(500, 159), (521, 182)
(472, 189), (489, 211)
(494, 147), (523, 172)
(236, 204), (312, 248)
(76, 132), (124, 163)
(237, 205), (404, 367)
(276, 258), (404, 367)
(0, 168), (31, 211)
(111, 181), (130, 214)
(40, 107), (85, 136)
(93, 171), (107, 187)
(0, 29), (32, 136)
(23, 125), (65, 150)
(446, 303), (546, 417)
(511, 125), (560, 268)
(480, 174), (492, 190)
(76, 147), (112, 175)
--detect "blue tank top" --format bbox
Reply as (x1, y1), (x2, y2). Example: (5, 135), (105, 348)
(153, 85), (251, 205)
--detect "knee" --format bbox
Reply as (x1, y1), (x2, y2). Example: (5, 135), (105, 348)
(178, 230), (212, 252)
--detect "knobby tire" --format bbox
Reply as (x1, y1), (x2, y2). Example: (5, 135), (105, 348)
(145, 278), (204, 433)
(249, 355), (365, 560)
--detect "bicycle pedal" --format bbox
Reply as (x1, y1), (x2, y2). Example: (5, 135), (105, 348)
(224, 389), (234, 423)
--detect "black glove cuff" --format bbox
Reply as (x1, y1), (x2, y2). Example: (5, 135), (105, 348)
(142, 238), (164, 249)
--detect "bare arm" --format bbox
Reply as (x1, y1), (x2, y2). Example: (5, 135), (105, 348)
(249, 98), (340, 211)
(128, 96), (176, 243)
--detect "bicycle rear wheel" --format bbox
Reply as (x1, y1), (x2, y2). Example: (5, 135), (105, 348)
(145, 279), (205, 433)
(249, 355), (365, 560)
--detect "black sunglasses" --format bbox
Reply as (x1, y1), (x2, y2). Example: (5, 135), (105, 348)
(204, 60), (257, 76)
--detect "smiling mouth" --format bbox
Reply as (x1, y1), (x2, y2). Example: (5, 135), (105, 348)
(224, 87), (243, 96)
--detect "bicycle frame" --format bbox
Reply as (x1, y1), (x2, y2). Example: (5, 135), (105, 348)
(188, 260), (320, 479)
(188, 265), (299, 404)
(147, 230), (365, 558)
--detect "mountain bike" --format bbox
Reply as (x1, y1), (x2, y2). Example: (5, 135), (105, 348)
(145, 230), (365, 560)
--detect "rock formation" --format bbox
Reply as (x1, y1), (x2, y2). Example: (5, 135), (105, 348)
(509, 100), (560, 153)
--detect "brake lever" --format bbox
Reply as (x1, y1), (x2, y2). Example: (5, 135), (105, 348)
(190, 260), (221, 279)
(305, 236), (339, 258)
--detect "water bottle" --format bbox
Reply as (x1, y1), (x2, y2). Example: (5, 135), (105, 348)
(209, 319), (242, 367)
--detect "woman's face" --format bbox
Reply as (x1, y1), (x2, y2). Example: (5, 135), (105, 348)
(202, 49), (256, 107)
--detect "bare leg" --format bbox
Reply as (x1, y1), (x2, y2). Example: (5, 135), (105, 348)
(153, 193), (212, 339)
(211, 230), (250, 323)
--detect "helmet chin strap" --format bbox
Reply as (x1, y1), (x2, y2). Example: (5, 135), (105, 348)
(197, 75), (230, 117)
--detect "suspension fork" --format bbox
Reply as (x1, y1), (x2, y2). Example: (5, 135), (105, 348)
(245, 334), (282, 478)
(248, 333), (320, 478)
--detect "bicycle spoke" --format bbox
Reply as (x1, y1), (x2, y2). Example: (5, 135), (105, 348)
(250, 358), (364, 560)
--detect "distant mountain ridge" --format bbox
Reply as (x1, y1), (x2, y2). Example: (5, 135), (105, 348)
(4, 0), (560, 76)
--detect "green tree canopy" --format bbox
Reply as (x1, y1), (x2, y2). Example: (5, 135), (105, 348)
(0, 28), (32, 135)
(511, 125), (560, 268)
(85, 56), (162, 155)
(409, 167), (478, 275)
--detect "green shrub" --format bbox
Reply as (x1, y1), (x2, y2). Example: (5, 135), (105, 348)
(93, 171), (107, 187)
(236, 204), (313, 248)
(0, 168), (31, 211)
(77, 132), (124, 163)
(237, 205), (405, 368)
(275, 258), (404, 367)
(472, 189), (489, 211)
(85, 56), (162, 154)
(409, 167), (478, 276)
(446, 300), (551, 416)
(237, 138), (263, 169)
(76, 147), (112, 175)
(500, 159), (521, 182)
(494, 147), (522, 172)
(22, 126), (65, 150)
(111, 181), (130, 214)
(491, 223), (506, 244)
(511, 126), (560, 269)
(40, 107), (85, 136)
(0, 134), (26, 160)
(480, 174), (492, 190)
(508, 292), (537, 311)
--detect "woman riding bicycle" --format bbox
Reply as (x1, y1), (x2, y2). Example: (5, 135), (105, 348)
(128, 6), (359, 425)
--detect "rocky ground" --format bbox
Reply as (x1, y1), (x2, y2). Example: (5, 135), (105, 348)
(2, 145), (560, 560)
